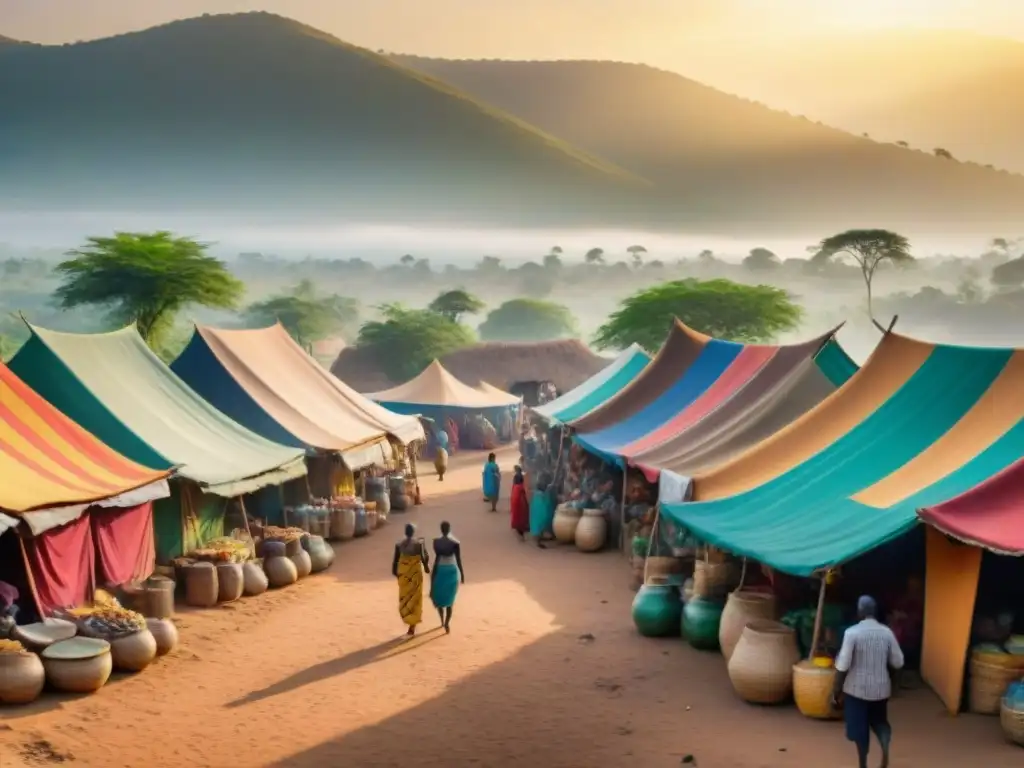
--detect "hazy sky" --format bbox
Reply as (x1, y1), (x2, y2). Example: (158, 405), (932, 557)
(3, 0), (1023, 58)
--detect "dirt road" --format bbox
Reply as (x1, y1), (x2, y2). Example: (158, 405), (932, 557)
(1, 446), (1017, 767)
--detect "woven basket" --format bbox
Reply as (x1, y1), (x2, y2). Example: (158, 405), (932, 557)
(693, 559), (737, 600)
(727, 620), (800, 705)
(720, 590), (777, 662)
(1001, 700), (1024, 746)
(972, 647), (1024, 670)
(793, 660), (841, 720)
(647, 556), (684, 581)
(969, 659), (1022, 715)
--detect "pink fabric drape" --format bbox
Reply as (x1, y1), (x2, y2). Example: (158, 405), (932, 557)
(91, 502), (156, 588)
(20, 513), (96, 616)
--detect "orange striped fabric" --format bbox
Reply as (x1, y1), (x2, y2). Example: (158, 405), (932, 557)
(0, 362), (168, 512)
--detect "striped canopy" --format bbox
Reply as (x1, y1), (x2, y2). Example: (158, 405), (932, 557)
(532, 344), (650, 425)
(664, 332), (1024, 575)
(0, 361), (168, 512)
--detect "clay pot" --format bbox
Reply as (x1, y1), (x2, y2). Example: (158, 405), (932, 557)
(330, 507), (356, 541)
(727, 620), (800, 705)
(552, 505), (582, 544)
(265, 556), (298, 588)
(261, 540), (287, 558)
(41, 637), (113, 694)
(216, 562), (244, 603)
(184, 562), (218, 608)
(574, 509), (607, 552)
(793, 660), (841, 720)
(391, 494), (411, 512)
(308, 539), (333, 573)
(631, 583), (682, 638)
(110, 629), (157, 673)
(0, 651), (46, 704)
(242, 561), (269, 596)
(143, 577), (176, 619)
(683, 597), (724, 651)
(719, 590), (777, 662)
(13, 618), (77, 652)
(145, 618), (179, 656)
(290, 549), (313, 579)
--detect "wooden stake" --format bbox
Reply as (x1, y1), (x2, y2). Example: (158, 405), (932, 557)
(808, 570), (829, 659)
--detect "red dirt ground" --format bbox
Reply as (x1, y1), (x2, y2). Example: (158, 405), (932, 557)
(0, 446), (1018, 767)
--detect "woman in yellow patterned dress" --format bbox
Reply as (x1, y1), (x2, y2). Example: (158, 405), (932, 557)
(392, 523), (430, 635)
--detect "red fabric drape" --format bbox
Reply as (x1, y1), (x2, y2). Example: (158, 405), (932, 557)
(91, 502), (156, 588)
(20, 513), (95, 616)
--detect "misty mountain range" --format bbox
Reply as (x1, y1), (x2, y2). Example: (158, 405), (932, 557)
(2, 12), (1023, 236)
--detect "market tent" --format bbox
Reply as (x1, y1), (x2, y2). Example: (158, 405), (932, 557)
(171, 324), (424, 469)
(475, 381), (522, 406)
(569, 321), (709, 434)
(532, 344), (650, 425)
(916, 459), (1024, 714)
(367, 360), (519, 410)
(661, 332), (1024, 577)
(0, 359), (169, 513)
(571, 322), (841, 462)
(629, 337), (858, 479)
(0, 360), (171, 616)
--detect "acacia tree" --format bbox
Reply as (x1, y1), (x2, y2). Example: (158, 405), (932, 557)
(626, 244), (647, 268)
(428, 289), (485, 322)
(54, 231), (243, 348)
(244, 279), (359, 350)
(357, 303), (475, 381)
(478, 299), (578, 342)
(811, 229), (913, 318)
(584, 247), (605, 265)
(593, 278), (803, 351)
(742, 247), (780, 271)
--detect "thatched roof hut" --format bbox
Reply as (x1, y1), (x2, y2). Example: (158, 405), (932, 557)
(331, 340), (610, 397)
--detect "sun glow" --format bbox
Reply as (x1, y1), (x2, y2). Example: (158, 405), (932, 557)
(791, 0), (978, 31)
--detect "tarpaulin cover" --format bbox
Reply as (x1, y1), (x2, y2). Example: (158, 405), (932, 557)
(91, 502), (156, 587)
(0, 359), (169, 513)
(532, 344), (650, 424)
(21, 512), (95, 614)
(918, 457), (1024, 554)
(368, 360), (519, 409)
(171, 325), (425, 462)
(663, 333), (1024, 575)
(10, 325), (307, 497)
(570, 322), (709, 433)
(572, 322), (840, 462)
(631, 338), (857, 479)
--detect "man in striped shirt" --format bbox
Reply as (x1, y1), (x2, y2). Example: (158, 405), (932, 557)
(831, 595), (905, 768)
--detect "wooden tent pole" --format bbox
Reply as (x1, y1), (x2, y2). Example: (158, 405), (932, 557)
(619, 471), (629, 555)
(808, 570), (829, 659)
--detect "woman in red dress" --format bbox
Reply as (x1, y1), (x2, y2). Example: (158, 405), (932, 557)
(510, 466), (530, 540)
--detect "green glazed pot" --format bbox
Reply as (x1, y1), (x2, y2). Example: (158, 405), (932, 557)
(632, 584), (682, 638)
(683, 597), (724, 651)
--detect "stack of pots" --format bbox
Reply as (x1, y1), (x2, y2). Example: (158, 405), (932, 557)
(365, 477), (390, 524)
(389, 475), (411, 512)
(330, 504), (357, 541)
(719, 590), (777, 662)
(727, 620), (801, 704)
(552, 504), (582, 544)
(575, 509), (608, 552)
(263, 540), (298, 588)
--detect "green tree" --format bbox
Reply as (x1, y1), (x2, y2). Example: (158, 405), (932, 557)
(54, 231), (243, 348)
(991, 257), (1024, 290)
(478, 299), (578, 342)
(244, 279), (359, 350)
(584, 247), (605, 265)
(357, 303), (475, 381)
(810, 229), (913, 318)
(428, 289), (485, 323)
(742, 247), (780, 271)
(593, 278), (803, 351)
(626, 244), (647, 268)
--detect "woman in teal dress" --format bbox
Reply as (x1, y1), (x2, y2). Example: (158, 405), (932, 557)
(430, 521), (464, 633)
(529, 471), (557, 548)
(482, 452), (501, 512)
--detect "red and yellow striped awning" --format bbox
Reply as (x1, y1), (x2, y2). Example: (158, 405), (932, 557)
(0, 362), (169, 513)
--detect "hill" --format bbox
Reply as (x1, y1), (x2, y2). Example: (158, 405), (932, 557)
(396, 55), (1024, 234)
(669, 29), (1024, 175)
(0, 13), (648, 227)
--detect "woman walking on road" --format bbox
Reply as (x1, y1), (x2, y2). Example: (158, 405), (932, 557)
(482, 452), (501, 512)
(392, 524), (430, 636)
(431, 521), (464, 633)
(510, 465), (530, 540)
